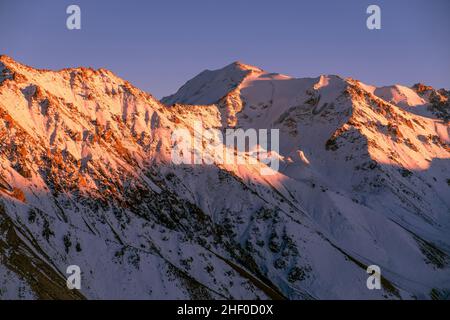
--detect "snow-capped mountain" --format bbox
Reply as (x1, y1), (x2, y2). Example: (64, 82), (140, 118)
(1, 56), (449, 299)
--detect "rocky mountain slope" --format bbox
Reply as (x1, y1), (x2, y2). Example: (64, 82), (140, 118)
(1, 56), (449, 299)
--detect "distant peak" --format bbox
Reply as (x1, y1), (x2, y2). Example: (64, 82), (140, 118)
(0, 54), (11, 61)
(226, 61), (264, 73)
(412, 83), (434, 93)
(0, 55), (17, 66)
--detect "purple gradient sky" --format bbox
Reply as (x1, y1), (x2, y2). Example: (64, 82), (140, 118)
(1, 0), (449, 98)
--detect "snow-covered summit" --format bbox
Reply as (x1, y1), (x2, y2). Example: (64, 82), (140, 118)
(162, 61), (264, 106)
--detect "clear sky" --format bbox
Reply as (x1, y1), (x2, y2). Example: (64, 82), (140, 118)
(1, 0), (449, 98)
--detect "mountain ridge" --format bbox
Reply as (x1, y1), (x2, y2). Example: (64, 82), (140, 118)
(0, 55), (449, 299)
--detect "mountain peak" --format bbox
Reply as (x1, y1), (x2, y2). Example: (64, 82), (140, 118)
(162, 61), (262, 105)
(0, 54), (15, 64)
(0, 55), (22, 72)
(226, 61), (264, 73)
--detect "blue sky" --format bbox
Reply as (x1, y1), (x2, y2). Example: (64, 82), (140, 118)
(1, 0), (449, 98)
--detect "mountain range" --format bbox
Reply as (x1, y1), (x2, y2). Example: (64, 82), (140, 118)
(0, 56), (449, 299)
